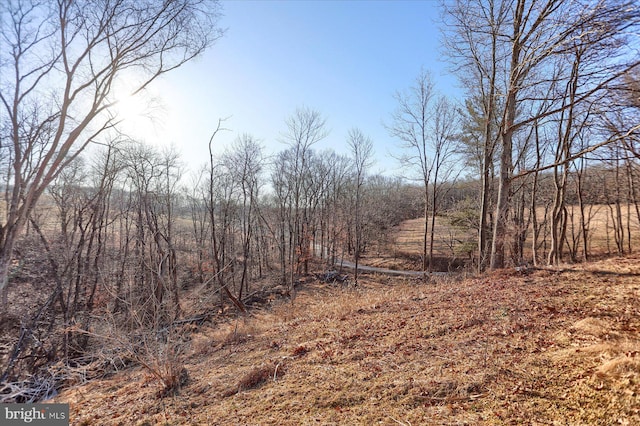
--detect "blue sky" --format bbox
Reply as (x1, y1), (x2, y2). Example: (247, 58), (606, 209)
(122, 0), (462, 178)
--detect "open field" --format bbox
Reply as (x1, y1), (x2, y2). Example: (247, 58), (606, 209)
(567, 204), (640, 254)
(360, 216), (470, 272)
(394, 216), (470, 257)
(55, 255), (640, 425)
(385, 205), (640, 270)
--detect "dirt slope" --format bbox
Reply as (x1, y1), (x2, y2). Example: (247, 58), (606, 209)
(57, 256), (640, 425)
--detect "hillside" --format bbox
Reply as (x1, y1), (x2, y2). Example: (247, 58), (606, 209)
(56, 256), (640, 425)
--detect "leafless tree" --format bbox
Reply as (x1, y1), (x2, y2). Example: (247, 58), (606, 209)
(443, 0), (640, 269)
(427, 96), (461, 272)
(186, 172), (210, 285)
(317, 152), (352, 267)
(116, 143), (183, 325)
(388, 70), (436, 274)
(442, 0), (508, 271)
(222, 134), (264, 300)
(272, 107), (328, 297)
(388, 72), (461, 273)
(206, 120), (246, 313)
(347, 128), (374, 285)
(0, 0), (223, 303)
(2, 143), (123, 379)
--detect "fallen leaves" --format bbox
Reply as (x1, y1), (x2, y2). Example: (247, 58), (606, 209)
(55, 254), (640, 425)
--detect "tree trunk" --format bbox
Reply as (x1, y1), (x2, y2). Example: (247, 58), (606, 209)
(576, 159), (589, 261)
(422, 185), (429, 275)
(0, 224), (20, 306)
(490, 125), (513, 269)
(531, 171), (540, 266)
(490, 0), (521, 269)
(478, 156), (492, 272)
(0, 248), (12, 306)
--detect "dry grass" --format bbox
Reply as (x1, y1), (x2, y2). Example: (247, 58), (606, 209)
(573, 204), (640, 253)
(362, 216), (470, 272)
(391, 205), (640, 267)
(394, 216), (468, 258)
(55, 254), (640, 425)
(221, 361), (287, 398)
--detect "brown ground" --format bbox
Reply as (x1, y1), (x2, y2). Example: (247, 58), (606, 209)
(361, 216), (471, 272)
(56, 254), (640, 425)
(380, 205), (640, 272)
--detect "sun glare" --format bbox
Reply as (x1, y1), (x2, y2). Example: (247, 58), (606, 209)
(111, 86), (166, 143)
(117, 93), (149, 123)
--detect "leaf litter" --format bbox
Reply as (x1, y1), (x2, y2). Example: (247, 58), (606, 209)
(57, 255), (640, 425)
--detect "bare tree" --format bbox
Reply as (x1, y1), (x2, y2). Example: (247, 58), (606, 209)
(347, 129), (374, 285)
(388, 70), (436, 275)
(388, 72), (460, 273)
(620, 69), (640, 157)
(272, 107), (328, 297)
(222, 134), (264, 300)
(206, 120), (246, 313)
(443, 0), (640, 269)
(317, 151), (352, 267)
(0, 0), (223, 302)
(117, 143), (183, 325)
(442, 0), (507, 271)
(427, 96), (460, 272)
(2, 143), (124, 380)
(186, 173), (210, 285)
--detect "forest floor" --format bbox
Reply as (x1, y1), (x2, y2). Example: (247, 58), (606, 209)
(55, 254), (640, 425)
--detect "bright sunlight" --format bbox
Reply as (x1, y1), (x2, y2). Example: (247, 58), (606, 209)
(110, 81), (166, 143)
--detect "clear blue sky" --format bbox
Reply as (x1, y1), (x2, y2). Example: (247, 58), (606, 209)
(124, 0), (462, 178)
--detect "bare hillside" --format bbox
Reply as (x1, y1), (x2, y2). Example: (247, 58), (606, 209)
(57, 256), (640, 425)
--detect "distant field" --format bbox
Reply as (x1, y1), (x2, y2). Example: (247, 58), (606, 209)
(7, 193), (640, 269)
(394, 216), (471, 258)
(570, 204), (640, 253)
(392, 204), (640, 264)
(0, 193), (59, 233)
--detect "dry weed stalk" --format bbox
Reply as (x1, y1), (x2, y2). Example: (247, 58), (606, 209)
(0, 372), (59, 403)
(72, 308), (193, 397)
(222, 360), (287, 397)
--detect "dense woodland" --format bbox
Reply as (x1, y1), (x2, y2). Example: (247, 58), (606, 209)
(0, 0), (639, 401)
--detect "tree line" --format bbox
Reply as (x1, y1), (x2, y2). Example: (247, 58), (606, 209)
(0, 110), (424, 382)
(442, 0), (640, 270)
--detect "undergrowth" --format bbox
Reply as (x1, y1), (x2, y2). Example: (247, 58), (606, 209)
(56, 256), (640, 425)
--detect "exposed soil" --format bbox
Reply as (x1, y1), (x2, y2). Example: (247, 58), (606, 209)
(54, 254), (640, 425)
